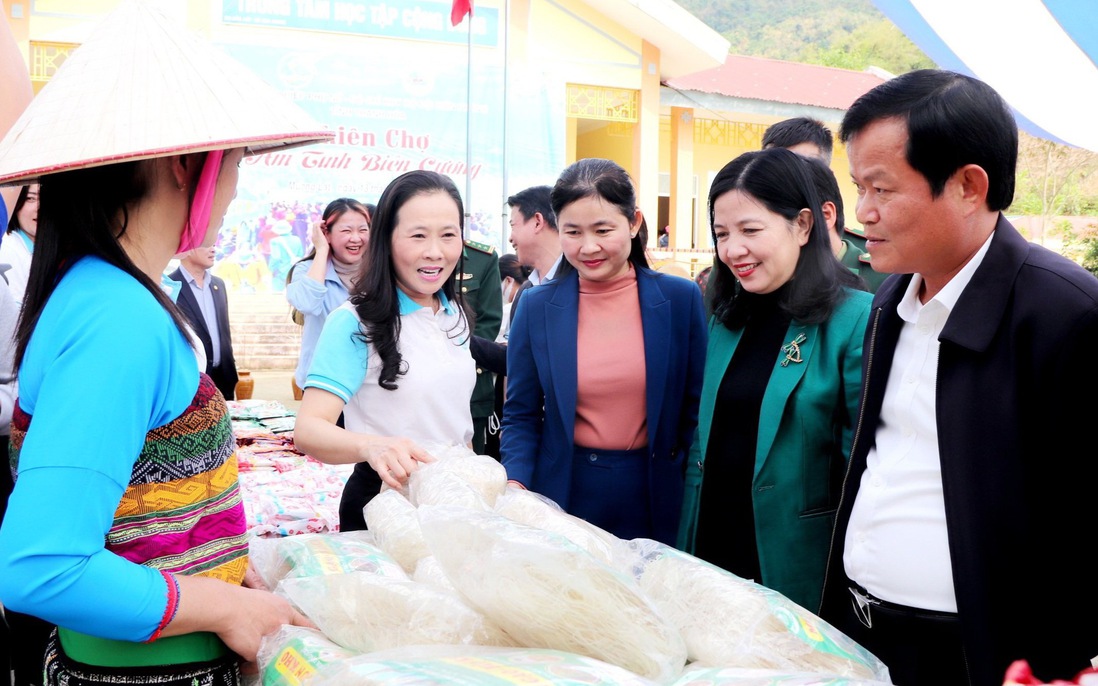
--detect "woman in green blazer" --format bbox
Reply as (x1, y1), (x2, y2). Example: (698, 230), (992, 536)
(677, 148), (871, 612)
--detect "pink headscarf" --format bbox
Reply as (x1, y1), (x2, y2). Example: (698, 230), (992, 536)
(177, 149), (225, 253)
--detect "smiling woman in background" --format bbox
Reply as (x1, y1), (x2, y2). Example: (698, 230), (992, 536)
(501, 157), (707, 544)
(0, 183), (39, 305)
(286, 197), (371, 395)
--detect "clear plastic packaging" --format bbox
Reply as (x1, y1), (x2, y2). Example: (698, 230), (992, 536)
(256, 625), (358, 686)
(616, 540), (890, 681)
(362, 489), (429, 574)
(493, 488), (620, 565)
(309, 645), (658, 686)
(417, 505), (687, 683)
(249, 530), (406, 590)
(277, 571), (514, 654)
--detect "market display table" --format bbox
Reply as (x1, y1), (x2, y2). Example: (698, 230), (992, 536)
(227, 399), (351, 537)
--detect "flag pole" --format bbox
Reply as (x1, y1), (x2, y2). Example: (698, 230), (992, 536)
(464, 9), (473, 228)
(500, 0), (510, 254)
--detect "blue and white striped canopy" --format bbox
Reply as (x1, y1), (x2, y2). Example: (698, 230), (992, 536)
(876, 0), (1098, 152)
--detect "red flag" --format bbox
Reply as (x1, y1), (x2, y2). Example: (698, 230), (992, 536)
(451, 0), (472, 26)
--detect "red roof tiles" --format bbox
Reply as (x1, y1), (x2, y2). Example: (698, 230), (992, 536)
(666, 54), (888, 110)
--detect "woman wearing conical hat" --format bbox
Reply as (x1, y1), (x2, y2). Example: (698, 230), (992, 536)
(0, 2), (331, 683)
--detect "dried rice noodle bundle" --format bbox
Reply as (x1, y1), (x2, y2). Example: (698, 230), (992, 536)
(278, 572), (515, 654)
(408, 446), (507, 510)
(670, 664), (893, 685)
(412, 555), (457, 593)
(363, 489), (429, 573)
(493, 488), (620, 564)
(257, 625), (359, 685)
(620, 540), (888, 681)
(418, 505), (686, 683)
(309, 645), (659, 686)
(249, 531), (406, 590)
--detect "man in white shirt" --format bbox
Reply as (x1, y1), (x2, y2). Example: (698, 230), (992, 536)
(820, 70), (1098, 686)
(470, 185), (566, 378)
(507, 185), (565, 290)
(169, 247), (239, 400)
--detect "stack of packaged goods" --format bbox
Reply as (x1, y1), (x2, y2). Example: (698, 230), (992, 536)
(252, 445), (894, 686)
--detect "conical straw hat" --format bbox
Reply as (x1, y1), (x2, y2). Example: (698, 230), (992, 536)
(0, 0), (332, 186)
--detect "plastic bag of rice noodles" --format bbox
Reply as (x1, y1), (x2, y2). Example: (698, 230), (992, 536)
(417, 504), (687, 682)
(363, 489), (430, 573)
(669, 664), (893, 685)
(277, 571), (514, 654)
(249, 531), (406, 589)
(616, 540), (889, 681)
(492, 488), (620, 565)
(408, 444), (508, 510)
(257, 625), (359, 686)
(412, 555), (457, 592)
(308, 644), (658, 686)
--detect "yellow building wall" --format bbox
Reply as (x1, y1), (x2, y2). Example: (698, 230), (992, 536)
(577, 123), (637, 166)
(528, 0), (642, 89)
(658, 112), (859, 252)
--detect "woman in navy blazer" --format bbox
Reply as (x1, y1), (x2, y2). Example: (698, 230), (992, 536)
(501, 159), (707, 545)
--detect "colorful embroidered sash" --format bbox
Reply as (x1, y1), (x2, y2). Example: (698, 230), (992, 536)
(10, 373), (248, 585)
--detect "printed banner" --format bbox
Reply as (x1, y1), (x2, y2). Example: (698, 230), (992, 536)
(215, 36), (563, 292)
(221, 0), (499, 47)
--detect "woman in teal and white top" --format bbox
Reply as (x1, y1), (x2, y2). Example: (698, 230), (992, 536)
(293, 170), (474, 531)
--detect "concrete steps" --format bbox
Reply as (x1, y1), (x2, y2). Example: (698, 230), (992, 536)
(226, 290), (302, 371)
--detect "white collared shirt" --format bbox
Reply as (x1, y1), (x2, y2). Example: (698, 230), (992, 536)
(180, 265), (222, 367)
(527, 254), (563, 287)
(844, 231), (995, 612)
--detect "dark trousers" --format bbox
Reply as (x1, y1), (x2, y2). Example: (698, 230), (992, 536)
(338, 462), (383, 532)
(836, 584), (970, 686)
(472, 415), (489, 455)
(567, 446), (651, 540)
(208, 365), (236, 402)
(2, 435), (55, 686)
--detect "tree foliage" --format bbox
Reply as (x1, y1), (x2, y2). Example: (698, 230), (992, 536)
(676, 0), (933, 74)
(1058, 220), (1098, 277)
(1009, 132), (1098, 242)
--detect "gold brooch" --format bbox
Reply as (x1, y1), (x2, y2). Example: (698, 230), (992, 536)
(780, 333), (807, 367)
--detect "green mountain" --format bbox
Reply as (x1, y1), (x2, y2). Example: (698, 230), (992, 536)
(678, 0), (935, 75)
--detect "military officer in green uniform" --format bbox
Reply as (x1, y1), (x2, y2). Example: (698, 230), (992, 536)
(842, 223), (867, 252)
(841, 236), (888, 293)
(457, 239), (502, 455)
(840, 224), (887, 292)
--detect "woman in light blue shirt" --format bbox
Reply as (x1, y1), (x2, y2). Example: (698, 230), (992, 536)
(285, 197), (371, 390)
(0, 183), (38, 305)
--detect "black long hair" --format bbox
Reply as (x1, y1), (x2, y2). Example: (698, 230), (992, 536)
(7, 184), (36, 234)
(707, 148), (861, 329)
(349, 170), (468, 390)
(15, 159), (200, 367)
(550, 158), (649, 270)
(840, 69), (1016, 211)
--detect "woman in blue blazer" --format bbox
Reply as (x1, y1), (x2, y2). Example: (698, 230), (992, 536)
(677, 149), (870, 611)
(501, 159), (707, 545)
